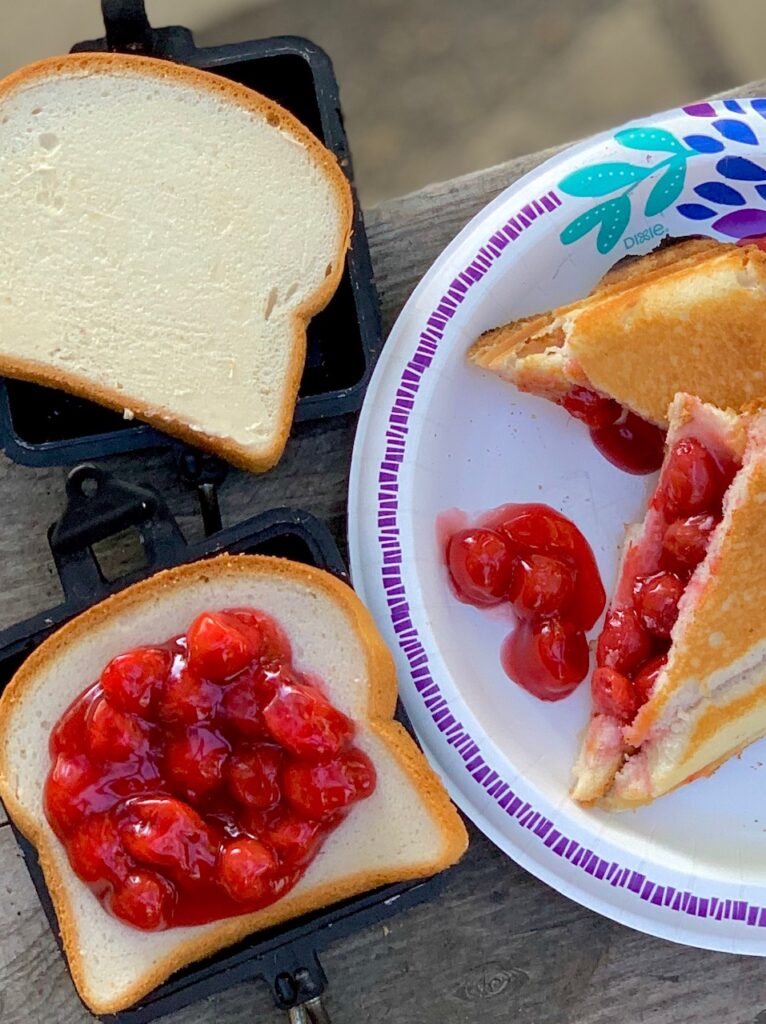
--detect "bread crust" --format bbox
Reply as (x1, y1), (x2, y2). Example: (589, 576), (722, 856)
(0, 53), (354, 473)
(0, 555), (467, 1013)
(468, 238), (759, 427)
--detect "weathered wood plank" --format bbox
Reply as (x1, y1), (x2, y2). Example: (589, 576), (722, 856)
(2, 77), (766, 1022)
(2, 821), (766, 1024)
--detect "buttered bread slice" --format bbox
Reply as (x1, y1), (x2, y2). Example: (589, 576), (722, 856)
(470, 239), (766, 427)
(0, 54), (353, 472)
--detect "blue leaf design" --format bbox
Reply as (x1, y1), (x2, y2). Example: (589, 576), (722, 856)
(724, 100), (745, 113)
(596, 195), (631, 254)
(751, 98), (766, 120)
(756, 184), (766, 201)
(712, 118), (758, 145)
(558, 162), (648, 198)
(694, 181), (745, 205)
(716, 156), (766, 181)
(684, 134), (724, 153)
(615, 126), (686, 154)
(677, 203), (716, 220)
(644, 158), (686, 217)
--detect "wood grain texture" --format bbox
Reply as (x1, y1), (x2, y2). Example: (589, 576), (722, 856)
(2, 77), (766, 1022)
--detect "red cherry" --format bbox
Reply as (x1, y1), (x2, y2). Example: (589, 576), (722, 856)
(591, 666), (638, 723)
(67, 813), (131, 885)
(100, 647), (171, 717)
(282, 750), (376, 821)
(165, 726), (230, 802)
(118, 796), (218, 888)
(225, 608), (291, 666)
(219, 664), (283, 739)
(157, 662), (219, 725)
(508, 553), (575, 618)
(633, 572), (685, 638)
(226, 745), (283, 810)
(187, 611), (262, 682)
(263, 683), (354, 759)
(633, 653), (668, 706)
(109, 870), (175, 930)
(497, 505), (605, 629)
(660, 513), (717, 575)
(446, 527), (516, 606)
(219, 838), (276, 902)
(658, 438), (724, 519)
(590, 412), (666, 475)
(501, 618), (588, 701)
(739, 234), (766, 252)
(50, 687), (99, 758)
(561, 386), (621, 429)
(266, 812), (322, 867)
(597, 607), (653, 674)
(86, 697), (151, 763)
(44, 754), (99, 836)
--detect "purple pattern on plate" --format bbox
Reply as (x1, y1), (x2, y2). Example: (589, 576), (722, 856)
(712, 208), (766, 237)
(375, 184), (766, 929)
(683, 102), (716, 117)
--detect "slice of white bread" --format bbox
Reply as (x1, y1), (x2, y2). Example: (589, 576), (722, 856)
(469, 239), (766, 426)
(0, 555), (467, 1014)
(571, 394), (766, 809)
(0, 53), (353, 472)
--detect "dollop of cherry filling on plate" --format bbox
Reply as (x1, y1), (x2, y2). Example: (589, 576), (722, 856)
(560, 386), (666, 475)
(44, 608), (376, 931)
(445, 503), (605, 701)
(591, 435), (738, 722)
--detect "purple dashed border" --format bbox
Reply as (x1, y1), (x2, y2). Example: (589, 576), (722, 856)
(375, 185), (766, 931)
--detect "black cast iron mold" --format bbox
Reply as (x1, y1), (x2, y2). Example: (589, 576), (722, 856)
(0, 464), (442, 1023)
(0, 0), (381, 467)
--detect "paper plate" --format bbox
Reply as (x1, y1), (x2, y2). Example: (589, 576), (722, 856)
(348, 98), (766, 953)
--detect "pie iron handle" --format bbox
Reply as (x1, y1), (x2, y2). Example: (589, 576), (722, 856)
(100, 0), (152, 51)
(48, 464), (188, 604)
(288, 996), (332, 1024)
(97, 0), (196, 59)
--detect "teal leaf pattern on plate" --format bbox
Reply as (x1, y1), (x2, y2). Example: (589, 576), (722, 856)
(558, 123), (697, 253)
(644, 156), (687, 216)
(558, 162), (648, 198)
(614, 126), (687, 154)
(559, 195), (631, 253)
(596, 195), (631, 253)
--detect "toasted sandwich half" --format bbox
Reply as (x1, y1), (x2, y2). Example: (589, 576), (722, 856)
(571, 392), (766, 809)
(469, 239), (766, 427)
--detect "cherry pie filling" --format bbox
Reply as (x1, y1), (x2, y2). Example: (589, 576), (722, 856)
(44, 608), (376, 931)
(444, 503), (605, 701)
(591, 435), (740, 724)
(560, 386), (666, 475)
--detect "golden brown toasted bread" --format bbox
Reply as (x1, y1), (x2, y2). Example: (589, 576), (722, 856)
(572, 394), (766, 809)
(469, 238), (766, 424)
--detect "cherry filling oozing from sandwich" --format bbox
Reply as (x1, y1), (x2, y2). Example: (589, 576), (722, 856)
(560, 386), (666, 475)
(445, 503), (605, 701)
(43, 608), (376, 931)
(591, 437), (739, 723)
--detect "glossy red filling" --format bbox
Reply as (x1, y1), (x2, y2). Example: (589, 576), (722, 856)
(44, 608), (376, 931)
(561, 386), (666, 475)
(591, 436), (739, 722)
(444, 503), (605, 701)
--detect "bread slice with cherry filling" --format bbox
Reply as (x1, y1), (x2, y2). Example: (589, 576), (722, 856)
(571, 393), (766, 808)
(469, 239), (766, 427)
(0, 555), (467, 1014)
